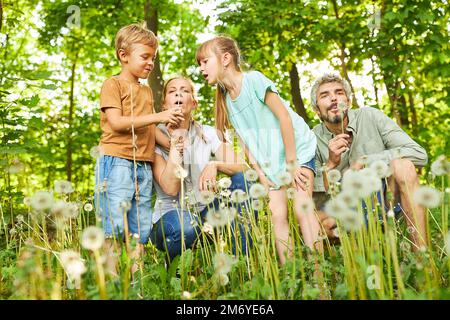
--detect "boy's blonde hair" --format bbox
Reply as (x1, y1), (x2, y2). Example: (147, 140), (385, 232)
(115, 22), (158, 61)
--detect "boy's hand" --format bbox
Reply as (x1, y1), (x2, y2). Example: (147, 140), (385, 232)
(198, 162), (218, 192)
(158, 107), (184, 126)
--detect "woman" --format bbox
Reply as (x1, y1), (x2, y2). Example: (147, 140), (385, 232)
(150, 76), (255, 262)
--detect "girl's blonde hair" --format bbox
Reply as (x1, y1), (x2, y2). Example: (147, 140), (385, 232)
(161, 76), (208, 143)
(196, 36), (242, 135)
(115, 22), (158, 61)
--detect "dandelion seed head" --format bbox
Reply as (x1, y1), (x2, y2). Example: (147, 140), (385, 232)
(277, 171), (292, 186)
(445, 232), (450, 256)
(83, 203), (93, 212)
(286, 188), (296, 199)
(50, 200), (71, 222)
(230, 189), (248, 203)
(245, 169), (259, 182)
(430, 155), (450, 176)
(205, 209), (228, 227)
(23, 197), (31, 206)
(199, 190), (215, 205)
(327, 169), (341, 183)
(324, 198), (349, 218)
(387, 209), (395, 218)
(297, 197), (315, 215)
(249, 183), (267, 199)
(252, 199), (264, 211)
(370, 160), (391, 178)
(201, 222), (214, 235)
(60, 250), (86, 279)
(90, 146), (103, 159)
(182, 291), (192, 300)
(7, 158), (25, 174)
(218, 177), (232, 189)
(31, 191), (54, 211)
(339, 210), (364, 232)
(414, 186), (441, 208)
(119, 200), (132, 211)
(174, 165), (188, 179)
(81, 226), (105, 251)
(335, 191), (359, 208)
(220, 189), (231, 198)
(218, 273), (229, 286)
(286, 160), (298, 172)
(54, 180), (74, 194)
(213, 252), (235, 275)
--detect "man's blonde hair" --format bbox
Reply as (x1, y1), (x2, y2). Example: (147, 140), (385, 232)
(115, 22), (158, 61)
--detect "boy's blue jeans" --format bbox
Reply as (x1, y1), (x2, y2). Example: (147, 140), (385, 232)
(150, 172), (257, 261)
(94, 155), (153, 244)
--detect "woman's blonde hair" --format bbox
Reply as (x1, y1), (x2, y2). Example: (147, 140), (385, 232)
(115, 22), (158, 61)
(196, 36), (242, 135)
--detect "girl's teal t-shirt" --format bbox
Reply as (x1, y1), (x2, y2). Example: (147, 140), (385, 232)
(225, 70), (317, 187)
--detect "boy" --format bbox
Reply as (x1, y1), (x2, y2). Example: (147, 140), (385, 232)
(95, 23), (183, 271)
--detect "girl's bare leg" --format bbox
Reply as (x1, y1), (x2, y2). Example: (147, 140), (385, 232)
(268, 189), (291, 265)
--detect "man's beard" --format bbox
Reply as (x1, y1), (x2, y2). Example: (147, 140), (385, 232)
(318, 109), (346, 124)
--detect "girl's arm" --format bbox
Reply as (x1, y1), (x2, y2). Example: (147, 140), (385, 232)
(264, 91), (297, 166)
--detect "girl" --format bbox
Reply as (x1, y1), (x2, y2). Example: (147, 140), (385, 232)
(196, 36), (322, 264)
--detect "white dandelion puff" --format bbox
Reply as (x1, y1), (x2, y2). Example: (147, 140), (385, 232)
(286, 160), (298, 172)
(199, 190), (215, 205)
(245, 169), (259, 182)
(230, 189), (249, 203)
(286, 188), (296, 199)
(445, 232), (450, 256)
(60, 250), (86, 280)
(324, 198), (349, 218)
(414, 186), (442, 208)
(218, 177), (232, 189)
(217, 273), (229, 286)
(31, 191), (54, 211)
(297, 197), (315, 215)
(342, 170), (372, 198)
(249, 183), (267, 199)
(7, 158), (25, 174)
(119, 200), (132, 211)
(335, 191), (359, 208)
(430, 155), (449, 176)
(54, 180), (74, 194)
(277, 171), (292, 186)
(370, 160), (391, 178)
(65, 202), (80, 219)
(201, 222), (214, 235)
(205, 209), (228, 227)
(181, 291), (192, 300)
(220, 189), (231, 198)
(213, 252), (236, 275)
(81, 226), (105, 251)
(337, 101), (348, 112)
(386, 209), (395, 218)
(339, 210), (364, 232)
(89, 146), (102, 159)
(83, 203), (93, 212)
(252, 199), (264, 211)
(174, 165), (188, 179)
(327, 169), (342, 183)
(23, 197), (31, 206)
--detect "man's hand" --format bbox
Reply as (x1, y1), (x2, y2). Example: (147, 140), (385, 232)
(198, 162), (218, 192)
(327, 133), (351, 169)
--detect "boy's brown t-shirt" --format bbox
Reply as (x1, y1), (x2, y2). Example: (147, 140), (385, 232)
(99, 76), (155, 162)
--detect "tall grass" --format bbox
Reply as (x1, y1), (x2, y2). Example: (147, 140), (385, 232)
(0, 158), (449, 300)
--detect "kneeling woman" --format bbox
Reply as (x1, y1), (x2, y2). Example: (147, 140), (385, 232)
(151, 76), (255, 262)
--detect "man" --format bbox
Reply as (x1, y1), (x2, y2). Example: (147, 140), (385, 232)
(310, 72), (428, 249)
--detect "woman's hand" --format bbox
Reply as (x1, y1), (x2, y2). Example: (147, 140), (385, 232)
(198, 162), (218, 192)
(168, 135), (184, 165)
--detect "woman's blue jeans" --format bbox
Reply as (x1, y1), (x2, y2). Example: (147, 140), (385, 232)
(150, 172), (257, 261)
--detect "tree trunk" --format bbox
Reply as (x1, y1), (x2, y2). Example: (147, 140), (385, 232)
(331, 0), (359, 108)
(67, 50), (79, 182)
(289, 63), (308, 122)
(407, 90), (418, 134)
(145, 0), (164, 112)
(383, 75), (402, 126)
(0, 0), (3, 32)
